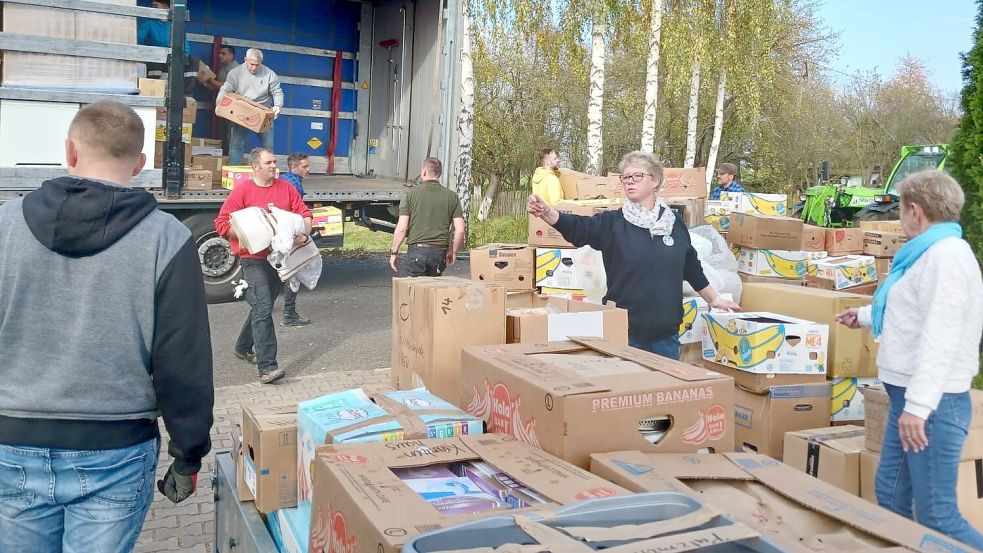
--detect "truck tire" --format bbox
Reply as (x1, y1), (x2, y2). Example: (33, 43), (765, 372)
(182, 212), (239, 304)
(854, 205), (900, 223)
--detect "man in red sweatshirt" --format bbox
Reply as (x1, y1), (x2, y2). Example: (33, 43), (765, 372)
(215, 147), (312, 383)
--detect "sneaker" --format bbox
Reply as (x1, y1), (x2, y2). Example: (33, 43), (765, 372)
(260, 368), (286, 384)
(281, 315), (312, 327)
(233, 349), (257, 364)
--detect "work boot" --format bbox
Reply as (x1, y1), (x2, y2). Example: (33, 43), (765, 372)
(233, 349), (257, 364)
(260, 368), (286, 384)
(281, 314), (312, 327)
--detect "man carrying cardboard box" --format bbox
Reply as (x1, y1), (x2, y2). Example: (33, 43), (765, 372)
(531, 148), (564, 204)
(217, 48), (284, 165)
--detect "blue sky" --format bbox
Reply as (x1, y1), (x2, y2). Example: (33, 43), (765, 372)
(816, 0), (977, 94)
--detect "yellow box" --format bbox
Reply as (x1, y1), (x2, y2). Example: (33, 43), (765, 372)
(311, 206), (343, 237)
(736, 247), (826, 279)
(155, 121), (193, 144)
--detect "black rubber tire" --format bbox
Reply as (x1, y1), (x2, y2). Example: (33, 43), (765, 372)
(854, 206), (900, 223)
(181, 212), (240, 304)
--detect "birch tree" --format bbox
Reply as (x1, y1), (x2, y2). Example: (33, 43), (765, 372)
(639, 0), (663, 153)
(683, 62), (701, 167)
(586, 19), (607, 175)
(456, 1), (476, 222)
(704, 72), (726, 187)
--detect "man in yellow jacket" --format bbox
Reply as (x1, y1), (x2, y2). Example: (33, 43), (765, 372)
(531, 149), (564, 205)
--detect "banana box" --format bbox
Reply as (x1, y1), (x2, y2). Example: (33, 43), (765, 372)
(705, 214), (730, 234)
(222, 165), (279, 190)
(830, 377), (881, 422)
(535, 246), (604, 291)
(736, 247), (827, 279)
(705, 198), (741, 216)
(738, 193), (788, 217)
(528, 199), (623, 247)
(310, 206), (343, 238)
(809, 255), (878, 290)
(678, 293), (734, 344)
(701, 312), (829, 374)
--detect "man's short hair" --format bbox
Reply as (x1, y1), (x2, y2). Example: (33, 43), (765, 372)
(68, 101), (145, 161)
(250, 147), (274, 166)
(539, 149), (556, 164)
(716, 162), (739, 177)
(245, 48), (264, 63)
(220, 44), (235, 56)
(422, 157), (442, 178)
(287, 153), (309, 169)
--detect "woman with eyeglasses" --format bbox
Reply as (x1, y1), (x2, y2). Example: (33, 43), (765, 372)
(528, 151), (740, 359)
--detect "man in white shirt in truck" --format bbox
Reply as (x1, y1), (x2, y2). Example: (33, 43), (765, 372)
(216, 48), (284, 165)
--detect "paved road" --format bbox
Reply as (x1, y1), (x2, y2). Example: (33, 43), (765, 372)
(209, 253), (470, 387)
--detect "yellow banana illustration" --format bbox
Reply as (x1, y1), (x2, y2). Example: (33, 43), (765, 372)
(762, 250), (814, 278)
(678, 299), (699, 336)
(704, 315), (786, 369)
(837, 264), (877, 285)
(535, 249), (562, 282)
(830, 378), (859, 416)
(746, 194), (787, 216)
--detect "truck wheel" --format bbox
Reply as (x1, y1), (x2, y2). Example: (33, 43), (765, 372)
(182, 213), (239, 304)
(854, 205), (900, 223)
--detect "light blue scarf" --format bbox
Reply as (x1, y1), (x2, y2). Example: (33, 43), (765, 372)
(871, 221), (962, 337)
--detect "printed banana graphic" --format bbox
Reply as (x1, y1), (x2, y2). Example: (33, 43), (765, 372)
(746, 194), (787, 216)
(678, 299), (699, 336)
(535, 249), (562, 282)
(705, 316), (786, 368)
(681, 410), (710, 444)
(831, 378), (858, 416)
(837, 264), (877, 285)
(762, 250), (814, 278)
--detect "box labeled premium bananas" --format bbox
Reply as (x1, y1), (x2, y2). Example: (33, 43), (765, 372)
(701, 312), (829, 375)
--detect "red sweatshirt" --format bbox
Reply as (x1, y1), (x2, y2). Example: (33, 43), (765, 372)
(214, 178), (312, 259)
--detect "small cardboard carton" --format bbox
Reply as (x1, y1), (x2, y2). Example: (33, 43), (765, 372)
(505, 293), (628, 344)
(737, 192), (789, 218)
(800, 225), (827, 252)
(661, 167), (708, 198)
(736, 247), (826, 279)
(191, 155), (228, 186)
(874, 257), (893, 276)
(311, 206), (343, 237)
(810, 255), (878, 290)
(469, 244), (535, 291)
(740, 284), (878, 378)
(589, 451), (976, 552)
(461, 338), (736, 469)
(154, 96), (197, 124)
(534, 246), (604, 291)
(824, 227), (865, 254)
(783, 425), (866, 494)
(727, 213), (805, 251)
(863, 230), (908, 257)
(703, 361), (826, 394)
(216, 92), (275, 133)
(863, 387), (983, 459)
(241, 402), (299, 513)
(153, 141), (192, 168)
(183, 169), (212, 190)
(678, 294), (733, 345)
(734, 383), (832, 460)
(222, 165), (256, 189)
(701, 312), (829, 375)
(527, 199), (622, 247)
(831, 377), (881, 422)
(391, 277), (505, 403)
(666, 196), (706, 227)
(705, 198), (741, 216)
(138, 77), (165, 97)
(558, 169), (622, 200)
(859, 220), (904, 234)
(297, 387), (484, 509)
(308, 433), (631, 553)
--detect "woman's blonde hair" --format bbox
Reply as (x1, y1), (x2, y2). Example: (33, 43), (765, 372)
(895, 170), (965, 223)
(618, 151), (665, 190)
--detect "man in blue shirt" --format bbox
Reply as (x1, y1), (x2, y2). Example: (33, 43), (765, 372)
(709, 162), (745, 200)
(138, 0), (198, 94)
(280, 154), (312, 326)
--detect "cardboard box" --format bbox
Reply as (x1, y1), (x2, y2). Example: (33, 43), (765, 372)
(191, 155), (228, 185)
(740, 283), (878, 378)
(216, 92), (275, 133)
(391, 277), (505, 403)
(783, 425), (866, 494)
(734, 383), (832, 460)
(183, 169), (212, 190)
(505, 293), (628, 344)
(155, 121), (193, 144)
(704, 198), (740, 216)
(701, 311), (829, 375)
(727, 213), (805, 251)
(736, 247), (826, 279)
(268, 505), (310, 553)
(800, 225), (826, 252)
(308, 433), (631, 553)
(558, 169), (622, 200)
(661, 167), (708, 198)
(863, 230), (907, 257)
(590, 451), (975, 552)
(864, 387), (983, 459)
(874, 257), (892, 276)
(537, 287), (592, 303)
(823, 227), (864, 254)
(810, 255), (877, 290)
(666, 197), (706, 227)
(534, 246), (604, 291)
(193, 145), (225, 157)
(859, 220), (904, 234)
(469, 244), (535, 291)
(231, 419), (253, 502)
(703, 360), (826, 394)
(678, 294), (733, 345)
(831, 377), (881, 422)
(311, 206), (343, 237)
(138, 77), (165, 97)
(191, 137), (223, 147)
(737, 192), (789, 217)
(679, 342), (703, 366)
(221, 165), (264, 190)
(527, 199), (622, 247)
(241, 403), (299, 513)
(859, 448), (879, 501)
(738, 272), (807, 287)
(153, 141), (192, 169)
(297, 387), (484, 508)
(704, 214), (730, 234)
(461, 338), (736, 469)
(154, 96), (197, 125)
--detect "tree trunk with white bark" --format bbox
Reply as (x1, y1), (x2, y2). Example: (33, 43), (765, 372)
(477, 173), (500, 220)
(640, 0), (663, 153)
(683, 62), (701, 168)
(586, 20), (606, 175)
(454, 3), (475, 223)
(705, 71), (726, 190)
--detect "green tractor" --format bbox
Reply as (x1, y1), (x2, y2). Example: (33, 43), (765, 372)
(795, 144), (950, 227)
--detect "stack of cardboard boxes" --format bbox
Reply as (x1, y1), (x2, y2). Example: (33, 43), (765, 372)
(861, 220), (907, 277)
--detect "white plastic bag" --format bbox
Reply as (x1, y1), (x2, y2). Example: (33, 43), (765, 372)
(572, 246), (607, 303)
(684, 225), (743, 303)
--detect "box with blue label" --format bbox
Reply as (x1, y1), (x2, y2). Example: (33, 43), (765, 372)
(733, 383), (831, 460)
(297, 387), (484, 509)
(266, 504), (311, 553)
(241, 403), (299, 514)
(701, 312), (829, 375)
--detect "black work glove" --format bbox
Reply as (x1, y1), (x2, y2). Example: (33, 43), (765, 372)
(157, 463), (198, 503)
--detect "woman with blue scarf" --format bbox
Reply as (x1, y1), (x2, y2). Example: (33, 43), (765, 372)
(836, 170), (983, 549)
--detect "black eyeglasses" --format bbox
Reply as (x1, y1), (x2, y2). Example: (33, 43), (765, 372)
(619, 173), (652, 184)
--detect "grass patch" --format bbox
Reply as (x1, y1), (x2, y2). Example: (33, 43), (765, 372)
(468, 216), (527, 247)
(339, 223), (393, 253)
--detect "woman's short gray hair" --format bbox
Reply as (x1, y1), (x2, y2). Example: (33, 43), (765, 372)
(618, 151), (665, 189)
(895, 170), (965, 223)
(245, 48), (264, 62)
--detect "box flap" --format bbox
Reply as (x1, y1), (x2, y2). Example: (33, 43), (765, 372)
(482, 352), (612, 397)
(569, 337), (732, 382)
(595, 451), (755, 482)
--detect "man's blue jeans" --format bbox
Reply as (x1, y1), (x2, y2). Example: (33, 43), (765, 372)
(0, 437), (159, 553)
(876, 383), (983, 550)
(236, 258), (283, 375)
(228, 123), (274, 165)
(629, 334), (681, 360)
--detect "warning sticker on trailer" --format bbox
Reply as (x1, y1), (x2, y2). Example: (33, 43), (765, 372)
(307, 137), (323, 150)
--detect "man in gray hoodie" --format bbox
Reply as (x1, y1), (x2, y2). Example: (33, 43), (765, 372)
(217, 47), (284, 165)
(0, 101), (214, 552)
